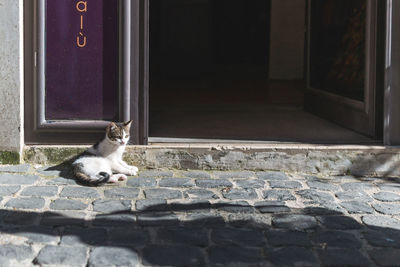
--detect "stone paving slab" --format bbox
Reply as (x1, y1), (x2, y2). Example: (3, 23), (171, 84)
(0, 165), (400, 266)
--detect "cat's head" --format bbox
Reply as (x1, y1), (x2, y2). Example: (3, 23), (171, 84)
(106, 120), (132, 145)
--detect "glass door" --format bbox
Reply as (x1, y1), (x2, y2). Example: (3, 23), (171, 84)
(306, 0), (378, 137)
(24, 0), (145, 144)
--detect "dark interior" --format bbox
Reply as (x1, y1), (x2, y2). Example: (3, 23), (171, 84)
(149, 0), (277, 106)
(149, 0), (374, 143)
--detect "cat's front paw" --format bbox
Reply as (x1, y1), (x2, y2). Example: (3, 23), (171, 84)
(128, 169), (137, 176)
(127, 166), (138, 176)
(129, 166), (139, 173)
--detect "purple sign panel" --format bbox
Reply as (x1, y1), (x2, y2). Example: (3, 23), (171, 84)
(45, 0), (119, 120)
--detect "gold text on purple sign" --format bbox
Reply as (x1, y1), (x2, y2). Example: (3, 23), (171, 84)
(76, 1), (87, 48)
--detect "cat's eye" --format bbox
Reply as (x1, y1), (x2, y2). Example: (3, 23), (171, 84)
(125, 135), (129, 138)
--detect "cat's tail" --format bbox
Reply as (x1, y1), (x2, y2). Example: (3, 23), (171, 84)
(74, 169), (110, 186)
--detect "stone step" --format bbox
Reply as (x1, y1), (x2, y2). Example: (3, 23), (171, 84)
(23, 144), (400, 177)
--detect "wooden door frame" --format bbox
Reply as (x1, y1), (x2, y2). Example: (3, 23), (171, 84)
(24, 0), (148, 145)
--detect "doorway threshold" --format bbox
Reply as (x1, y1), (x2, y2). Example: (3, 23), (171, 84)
(148, 137), (381, 146)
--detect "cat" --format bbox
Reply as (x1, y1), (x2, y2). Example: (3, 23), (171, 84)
(72, 120), (138, 186)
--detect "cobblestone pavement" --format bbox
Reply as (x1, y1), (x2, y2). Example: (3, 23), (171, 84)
(0, 164), (400, 266)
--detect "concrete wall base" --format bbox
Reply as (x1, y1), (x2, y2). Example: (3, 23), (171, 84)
(23, 145), (400, 177)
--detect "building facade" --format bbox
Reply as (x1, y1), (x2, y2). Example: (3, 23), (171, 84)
(1, 0), (400, 163)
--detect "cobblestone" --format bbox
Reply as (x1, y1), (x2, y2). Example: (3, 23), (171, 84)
(372, 202), (400, 215)
(155, 226), (208, 247)
(311, 230), (362, 248)
(368, 248), (400, 266)
(46, 177), (77, 185)
(135, 198), (167, 211)
(184, 189), (218, 199)
(5, 197), (45, 209)
(50, 199), (88, 211)
(256, 171), (288, 180)
(92, 199), (131, 213)
(0, 186), (20, 196)
(0, 174), (38, 184)
(214, 171), (255, 179)
(269, 180), (303, 189)
(208, 245), (263, 264)
(316, 215), (362, 230)
(127, 176), (157, 187)
(234, 179), (265, 189)
(267, 247), (319, 266)
(255, 201), (291, 213)
(41, 211), (86, 226)
(263, 189), (296, 201)
(378, 183), (400, 192)
(335, 190), (373, 202)
(195, 178), (233, 188)
(307, 180), (340, 191)
(35, 245), (88, 266)
(93, 213), (136, 226)
(104, 187), (140, 198)
(182, 170), (211, 178)
(341, 182), (376, 191)
(108, 228), (149, 246)
(60, 187), (100, 198)
(0, 245), (33, 266)
(0, 210), (41, 225)
(215, 201), (255, 213)
(89, 247), (139, 267)
(272, 214), (318, 231)
(211, 227), (265, 246)
(0, 164), (31, 173)
(144, 188), (182, 199)
(61, 227), (107, 246)
(373, 191), (400, 202)
(159, 177), (195, 187)
(340, 201), (374, 214)
(15, 226), (60, 244)
(139, 170), (173, 177)
(362, 215), (400, 230)
(363, 229), (400, 248)
(266, 230), (312, 247)
(317, 248), (370, 266)
(221, 188), (258, 200)
(1, 165), (400, 266)
(296, 189), (334, 204)
(142, 245), (205, 266)
(20, 186), (58, 197)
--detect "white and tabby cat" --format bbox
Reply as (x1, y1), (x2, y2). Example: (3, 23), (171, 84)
(73, 121), (138, 185)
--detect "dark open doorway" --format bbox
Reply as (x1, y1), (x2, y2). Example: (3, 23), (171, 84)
(149, 0), (379, 143)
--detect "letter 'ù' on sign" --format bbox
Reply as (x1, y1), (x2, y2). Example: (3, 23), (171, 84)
(77, 34), (87, 48)
(76, 1), (87, 12)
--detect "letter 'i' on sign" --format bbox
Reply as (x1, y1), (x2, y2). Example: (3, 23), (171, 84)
(45, 0), (120, 120)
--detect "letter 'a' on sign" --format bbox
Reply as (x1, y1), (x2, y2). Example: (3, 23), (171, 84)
(45, 0), (119, 120)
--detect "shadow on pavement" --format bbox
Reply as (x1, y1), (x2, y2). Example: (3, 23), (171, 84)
(0, 202), (399, 266)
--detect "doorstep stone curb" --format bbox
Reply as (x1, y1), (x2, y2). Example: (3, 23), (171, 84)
(23, 144), (400, 177)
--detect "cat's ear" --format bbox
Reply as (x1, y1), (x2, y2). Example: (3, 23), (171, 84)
(109, 122), (117, 131)
(123, 120), (133, 130)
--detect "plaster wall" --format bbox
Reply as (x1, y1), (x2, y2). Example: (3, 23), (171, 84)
(269, 0), (306, 80)
(0, 0), (24, 157)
